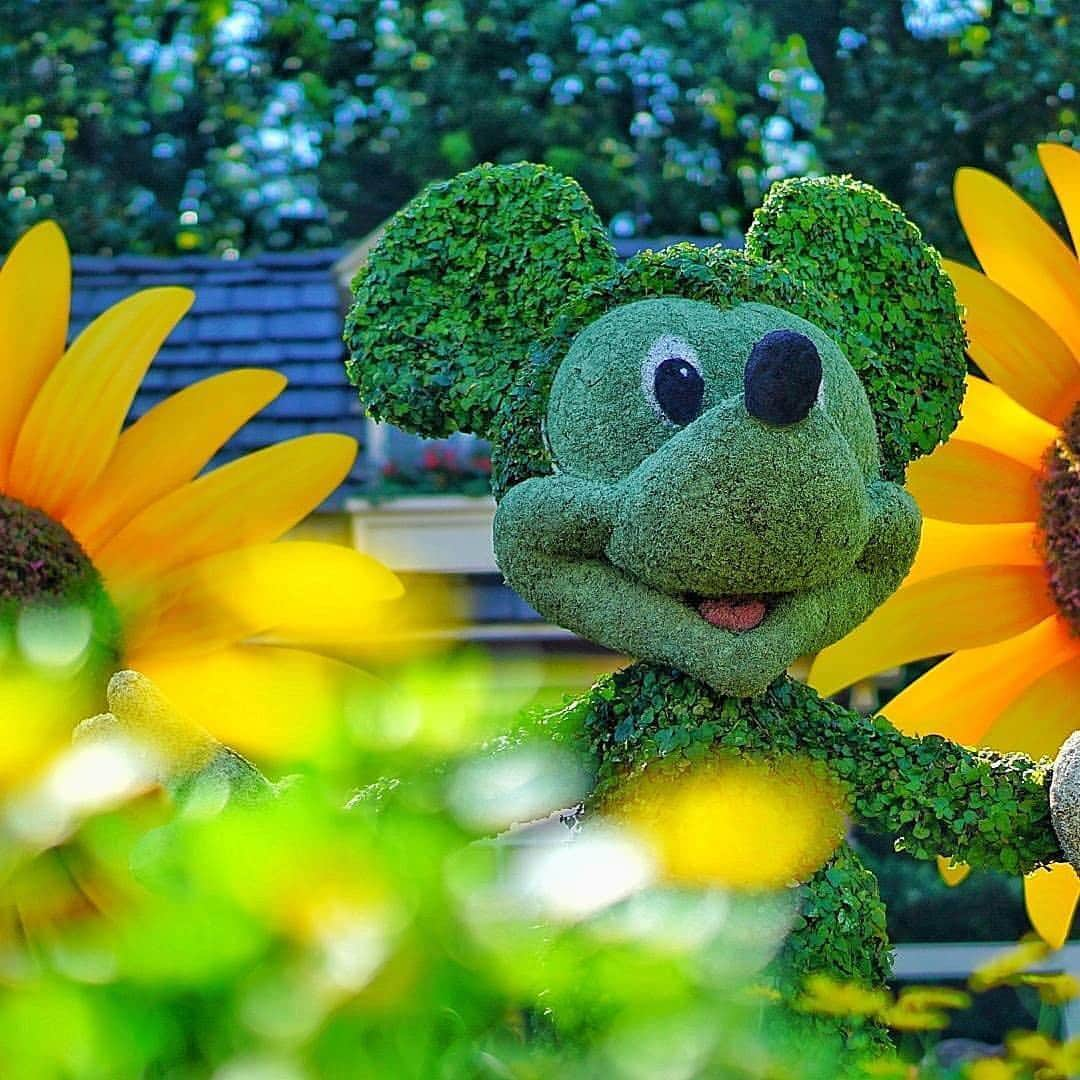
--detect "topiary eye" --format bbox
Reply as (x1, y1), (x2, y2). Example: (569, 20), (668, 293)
(652, 356), (705, 425)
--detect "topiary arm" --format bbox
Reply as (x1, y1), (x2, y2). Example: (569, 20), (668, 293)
(786, 687), (1061, 875)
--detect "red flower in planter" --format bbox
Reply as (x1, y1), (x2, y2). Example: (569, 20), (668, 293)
(421, 446), (444, 470)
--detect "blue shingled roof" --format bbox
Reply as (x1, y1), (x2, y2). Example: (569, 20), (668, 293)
(71, 249), (363, 508)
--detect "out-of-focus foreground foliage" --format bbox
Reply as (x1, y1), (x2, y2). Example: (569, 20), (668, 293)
(0, 627), (1078, 1079)
(1, 0), (1074, 257)
(0, 640), (845, 1080)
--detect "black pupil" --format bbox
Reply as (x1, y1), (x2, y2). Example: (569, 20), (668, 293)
(653, 356), (704, 425)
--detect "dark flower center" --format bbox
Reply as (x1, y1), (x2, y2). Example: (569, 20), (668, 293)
(0, 495), (120, 657)
(1041, 402), (1080, 635)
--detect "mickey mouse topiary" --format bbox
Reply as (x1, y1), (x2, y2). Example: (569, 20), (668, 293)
(347, 163), (969, 696)
(344, 162), (1080, 1056)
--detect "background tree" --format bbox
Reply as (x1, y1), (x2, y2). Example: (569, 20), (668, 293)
(0, 0), (1076, 258)
(0, 0), (329, 255)
(777, 0), (1079, 255)
(321, 0), (823, 246)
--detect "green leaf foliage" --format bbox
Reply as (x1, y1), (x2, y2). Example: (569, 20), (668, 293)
(746, 175), (967, 481)
(548, 663), (1059, 878)
(488, 175), (965, 491)
(492, 244), (816, 498)
(2, 1), (1077, 257)
(344, 162), (616, 439)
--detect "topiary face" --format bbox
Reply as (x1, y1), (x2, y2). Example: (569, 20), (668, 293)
(549, 296), (880, 596)
(495, 294), (920, 696)
(346, 164), (965, 697)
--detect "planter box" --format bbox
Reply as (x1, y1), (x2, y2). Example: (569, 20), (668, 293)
(346, 495), (497, 573)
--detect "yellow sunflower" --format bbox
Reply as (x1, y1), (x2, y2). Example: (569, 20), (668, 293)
(809, 144), (1080, 949)
(0, 222), (401, 767)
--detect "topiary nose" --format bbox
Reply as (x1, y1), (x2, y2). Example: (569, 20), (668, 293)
(744, 330), (822, 427)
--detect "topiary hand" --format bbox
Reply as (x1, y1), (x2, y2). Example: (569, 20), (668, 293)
(76, 670), (276, 806)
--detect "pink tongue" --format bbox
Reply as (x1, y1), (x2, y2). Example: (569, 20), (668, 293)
(698, 596), (767, 632)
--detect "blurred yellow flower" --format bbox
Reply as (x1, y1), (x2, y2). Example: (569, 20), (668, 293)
(966, 1061), (1021, 1080)
(1015, 971), (1080, 1005)
(969, 937), (1051, 993)
(616, 758), (845, 891)
(1006, 1030), (1080, 1076)
(794, 974), (888, 1018)
(0, 223), (402, 760)
(810, 144), (1080, 949)
(897, 985), (971, 1012)
(879, 1003), (949, 1032)
(875, 983), (973, 1033)
(0, 656), (98, 789)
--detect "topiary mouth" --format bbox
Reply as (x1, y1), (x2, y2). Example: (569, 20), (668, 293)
(0, 495), (121, 659)
(687, 592), (778, 632)
(1040, 402), (1080, 635)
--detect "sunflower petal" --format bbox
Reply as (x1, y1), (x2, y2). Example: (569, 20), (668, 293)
(905, 440), (1040, 524)
(96, 434), (356, 589)
(1038, 143), (1080, 256)
(125, 541), (403, 657)
(1024, 864), (1080, 951)
(936, 855), (971, 888)
(945, 260), (1080, 427)
(955, 166), (1080, 363)
(127, 644), (368, 758)
(808, 566), (1054, 697)
(65, 369), (286, 554)
(0, 222), (71, 486)
(880, 616), (1079, 744)
(811, 518), (1041, 694)
(951, 376), (1058, 472)
(904, 519), (1041, 590)
(982, 655), (1080, 759)
(7, 287), (193, 516)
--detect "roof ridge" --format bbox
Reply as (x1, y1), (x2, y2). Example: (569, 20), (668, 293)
(71, 248), (344, 274)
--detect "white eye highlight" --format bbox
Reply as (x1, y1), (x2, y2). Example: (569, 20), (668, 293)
(641, 335), (705, 426)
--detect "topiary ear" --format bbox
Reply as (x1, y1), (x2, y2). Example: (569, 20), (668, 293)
(745, 175), (966, 481)
(344, 162), (617, 439)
